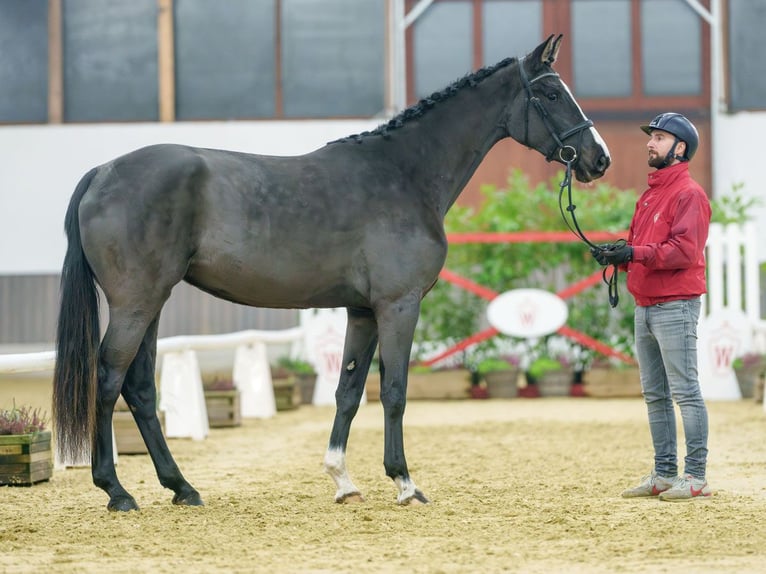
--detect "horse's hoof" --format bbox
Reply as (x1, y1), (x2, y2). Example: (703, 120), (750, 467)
(400, 489), (430, 506)
(107, 495), (140, 512)
(172, 490), (204, 507)
(336, 492), (365, 504)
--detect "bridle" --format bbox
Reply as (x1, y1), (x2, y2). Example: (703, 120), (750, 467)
(519, 57), (622, 308)
(517, 56), (593, 164)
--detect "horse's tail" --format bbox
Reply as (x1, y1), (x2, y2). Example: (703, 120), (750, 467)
(52, 167), (100, 462)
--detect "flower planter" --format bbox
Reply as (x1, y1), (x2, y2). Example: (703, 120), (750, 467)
(0, 430), (53, 486)
(204, 389), (241, 427)
(366, 369), (470, 401)
(113, 398), (165, 455)
(273, 378), (299, 411)
(483, 369), (520, 399)
(537, 368), (574, 397)
(733, 364), (766, 400)
(293, 373), (317, 406)
(584, 367), (642, 398)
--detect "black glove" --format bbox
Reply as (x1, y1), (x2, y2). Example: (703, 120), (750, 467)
(590, 243), (615, 266)
(591, 243), (633, 266)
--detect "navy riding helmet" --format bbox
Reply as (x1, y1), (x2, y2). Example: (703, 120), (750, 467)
(640, 112), (699, 161)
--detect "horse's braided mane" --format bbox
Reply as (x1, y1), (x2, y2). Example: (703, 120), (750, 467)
(332, 56), (517, 144)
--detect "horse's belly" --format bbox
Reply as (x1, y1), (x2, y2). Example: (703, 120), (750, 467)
(184, 259), (366, 310)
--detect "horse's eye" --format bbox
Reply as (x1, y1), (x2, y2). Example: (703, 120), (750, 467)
(547, 92), (559, 102)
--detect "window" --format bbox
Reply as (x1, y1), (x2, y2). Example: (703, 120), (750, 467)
(174, 0), (276, 120)
(572, 0), (632, 98)
(482, 0), (542, 66)
(281, 0), (385, 118)
(413, 2), (473, 99)
(0, 0), (48, 123)
(641, 0), (701, 96)
(63, 0), (159, 122)
(728, 0), (766, 111)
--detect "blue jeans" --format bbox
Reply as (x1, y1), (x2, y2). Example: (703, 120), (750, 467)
(634, 298), (708, 479)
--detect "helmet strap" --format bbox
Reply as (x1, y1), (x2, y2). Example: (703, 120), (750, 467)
(661, 137), (686, 167)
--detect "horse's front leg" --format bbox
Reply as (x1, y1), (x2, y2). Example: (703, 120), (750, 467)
(376, 295), (429, 505)
(324, 307), (378, 503)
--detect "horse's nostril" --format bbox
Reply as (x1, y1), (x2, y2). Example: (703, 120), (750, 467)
(596, 154), (610, 173)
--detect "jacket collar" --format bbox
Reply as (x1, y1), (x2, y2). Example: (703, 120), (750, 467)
(647, 161), (689, 188)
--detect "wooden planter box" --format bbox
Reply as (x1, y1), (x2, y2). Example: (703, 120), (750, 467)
(0, 430), (53, 486)
(273, 378), (299, 411)
(293, 373), (317, 405)
(584, 367), (642, 398)
(113, 399), (165, 455)
(733, 365), (765, 400)
(484, 369), (520, 399)
(537, 368), (574, 397)
(204, 389), (241, 427)
(366, 369), (470, 401)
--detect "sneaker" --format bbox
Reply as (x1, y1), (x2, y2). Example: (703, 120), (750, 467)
(658, 474), (712, 501)
(621, 471), (677, 498)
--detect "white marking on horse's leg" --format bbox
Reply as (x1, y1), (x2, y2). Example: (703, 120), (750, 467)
(324, 447), (364, 503)
(394, 476), (422, 505)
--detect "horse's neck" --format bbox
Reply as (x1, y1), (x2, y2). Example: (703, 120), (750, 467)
(391, 68), (515, 216)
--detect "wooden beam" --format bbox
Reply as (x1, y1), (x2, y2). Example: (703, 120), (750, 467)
(47, 0), (63, 123)
(157, 0), (175, 122)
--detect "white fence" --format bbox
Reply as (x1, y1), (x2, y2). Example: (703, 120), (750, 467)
(703, 222), (766, 351)
(705, 222), (763, 326)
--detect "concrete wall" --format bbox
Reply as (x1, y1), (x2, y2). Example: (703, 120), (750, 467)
(0, 119), (380, 275)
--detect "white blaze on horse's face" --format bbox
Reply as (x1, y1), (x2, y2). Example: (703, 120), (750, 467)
(559, 77), (611, 167)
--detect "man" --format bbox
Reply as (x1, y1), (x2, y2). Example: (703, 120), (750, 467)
(591, 113), (712, 501)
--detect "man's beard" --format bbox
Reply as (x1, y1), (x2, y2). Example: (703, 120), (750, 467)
(647, 152), (666, 169)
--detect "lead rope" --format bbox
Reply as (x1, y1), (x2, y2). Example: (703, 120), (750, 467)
(557, 149), (622, 308)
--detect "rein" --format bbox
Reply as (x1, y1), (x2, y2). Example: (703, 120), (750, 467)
(518, 58), (621, 308)
(557, 160), (623, 308)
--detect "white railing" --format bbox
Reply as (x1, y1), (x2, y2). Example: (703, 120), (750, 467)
(0, 328), (308, 445)
(704, 221), (766, 352)
(0, 327), (304, 374)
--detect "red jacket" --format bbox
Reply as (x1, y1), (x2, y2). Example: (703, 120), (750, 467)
(626, 162), (711, 307)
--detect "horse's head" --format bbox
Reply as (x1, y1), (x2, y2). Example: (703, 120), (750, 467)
(507, 35), (610, 183)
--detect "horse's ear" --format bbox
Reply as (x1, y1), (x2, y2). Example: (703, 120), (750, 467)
(540, 34), (563, 66)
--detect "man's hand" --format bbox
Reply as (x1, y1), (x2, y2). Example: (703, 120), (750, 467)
(590, 243), (632, 266)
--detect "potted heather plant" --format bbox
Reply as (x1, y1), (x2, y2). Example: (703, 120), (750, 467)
(202, 378), (241, 427)
(732, 353), (766, 400)
(273, 356), (317, 406)
(0, 402), (52, 485)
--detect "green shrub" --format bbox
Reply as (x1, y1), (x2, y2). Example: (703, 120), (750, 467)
(415, 169), (637, 366)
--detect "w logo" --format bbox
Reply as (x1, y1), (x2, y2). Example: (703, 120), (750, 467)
(713, 344), (735, 371)
(519, 309), (536, 327)
(321, 350), (343, 378)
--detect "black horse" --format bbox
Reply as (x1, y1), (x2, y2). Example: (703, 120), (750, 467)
(53, 35), (610, 511)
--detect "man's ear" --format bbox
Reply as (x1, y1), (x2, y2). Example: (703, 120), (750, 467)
(676, 141), (687, 157)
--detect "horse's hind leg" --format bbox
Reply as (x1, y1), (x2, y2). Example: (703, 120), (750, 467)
(324, 307), (378, 503)
(90, 307), (157, 511)
(121, 316), (202, 507)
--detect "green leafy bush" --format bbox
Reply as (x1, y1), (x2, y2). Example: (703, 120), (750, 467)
(415, 169), (637, 367)
(710, 182), (761, 224)
(275, 356), (316, 374)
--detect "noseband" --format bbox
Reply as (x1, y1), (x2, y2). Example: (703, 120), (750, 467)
(518, 56), (594, 163)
